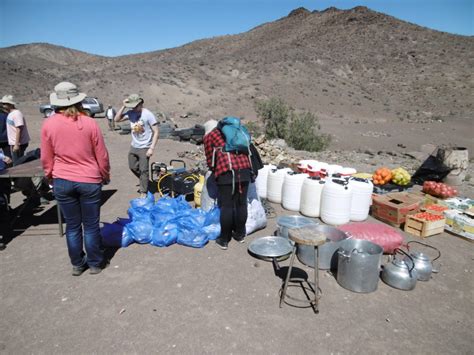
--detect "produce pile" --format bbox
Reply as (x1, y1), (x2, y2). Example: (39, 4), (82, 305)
(422, 181), (458, 199)
(411, 212), (445, 222)
(424, 204), (449, 213)
(372, 167), (411, 186)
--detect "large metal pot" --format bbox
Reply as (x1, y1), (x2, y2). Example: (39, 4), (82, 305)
(276, 215), (317, 239)
(296, 225), (350, 270)
(337, 239), (383, 293)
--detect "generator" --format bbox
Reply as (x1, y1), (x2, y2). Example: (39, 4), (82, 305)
(150, 159), (199, 197)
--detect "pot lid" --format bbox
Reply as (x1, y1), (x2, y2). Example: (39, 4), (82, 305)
(276, 215), (317, 229)
(248, 236), (293, 258)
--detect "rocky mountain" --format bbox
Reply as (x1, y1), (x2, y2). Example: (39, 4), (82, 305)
(1, 6), (472, 151)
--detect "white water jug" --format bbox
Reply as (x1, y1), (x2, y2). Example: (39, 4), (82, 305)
(266, 168), (291, 203)
(297, 159), (318, 173)
(300, 177), (326, 217)
(348, 177), (373, 221)
(282, 172), (308, 211)
(327, 164), (343, 177)
(320, 178), (352, 226)
(255, 164), (276, 199)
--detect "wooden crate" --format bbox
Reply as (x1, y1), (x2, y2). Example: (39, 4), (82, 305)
(404, 214), (446, 238)
(371, 192), (423, 227)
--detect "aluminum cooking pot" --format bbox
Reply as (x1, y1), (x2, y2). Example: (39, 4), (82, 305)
(381, 249), (417, 291)
(296, 225), (350, 270)
(337, 239), (383, 293)
(406, 241), (441, 282)
(276, 215), (317, 239)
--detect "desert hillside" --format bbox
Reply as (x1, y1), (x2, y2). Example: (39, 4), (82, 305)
(1, 6), (472, 151)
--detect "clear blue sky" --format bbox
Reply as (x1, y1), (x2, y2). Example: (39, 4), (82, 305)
(1, 0), (472, 56)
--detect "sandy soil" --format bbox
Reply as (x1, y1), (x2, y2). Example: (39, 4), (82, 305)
(0, 108), (473, 354)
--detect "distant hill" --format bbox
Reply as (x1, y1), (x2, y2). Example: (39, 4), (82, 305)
(1, 6), (472, 127)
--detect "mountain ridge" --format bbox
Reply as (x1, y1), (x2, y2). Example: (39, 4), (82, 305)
(1, 6), (472, 149)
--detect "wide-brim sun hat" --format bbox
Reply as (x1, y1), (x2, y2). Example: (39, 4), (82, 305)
(123, 94), (144, 108)
(49, 82), (87, 107)
(0, 95), (17, 107)
(204, 119), (218, 135)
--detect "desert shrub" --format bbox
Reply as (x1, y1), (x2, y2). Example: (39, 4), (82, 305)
(286, 112), (331, 152)
(255, 97), (290, 139)
(255, 97), (330, 152)
(245, 121), (263, 137)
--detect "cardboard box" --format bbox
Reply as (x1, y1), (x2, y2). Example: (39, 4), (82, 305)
(444, 210), (474, 242)
(404, 213), (446, 238)
(371, 192), (423, 227)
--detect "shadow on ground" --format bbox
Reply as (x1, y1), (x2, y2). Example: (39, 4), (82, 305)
(1, 189), (117, 249)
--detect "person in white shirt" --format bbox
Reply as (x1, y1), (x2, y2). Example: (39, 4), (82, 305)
(114, 94), (159, 197)
(105, 105), (116, 131)
(0, 95), (31, 163)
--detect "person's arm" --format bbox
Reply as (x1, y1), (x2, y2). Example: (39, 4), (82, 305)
(147, 124), (159, 158)
(13, 126), (21, 152)
(92, 123), (111, 183)
(114, 105), (127, 122)
(203, 132), (214, 170)
(40, 124), (54, 180)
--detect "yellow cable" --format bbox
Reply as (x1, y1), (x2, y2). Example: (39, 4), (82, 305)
(184, 174), (199, 182)
(157, 173), (172, 196)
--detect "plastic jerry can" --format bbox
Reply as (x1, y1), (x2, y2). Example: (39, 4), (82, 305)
(194, 175), (205, 207)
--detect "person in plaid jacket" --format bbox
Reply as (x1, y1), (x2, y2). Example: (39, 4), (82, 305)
(204, 121), (252, 250)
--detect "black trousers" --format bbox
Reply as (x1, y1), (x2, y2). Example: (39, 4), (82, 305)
(217, 182), (249, 242)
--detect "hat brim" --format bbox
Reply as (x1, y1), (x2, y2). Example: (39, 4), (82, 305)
(49, 92), (86, 107)
(0, 99), (17, 106)
(123, 99), (143, 108)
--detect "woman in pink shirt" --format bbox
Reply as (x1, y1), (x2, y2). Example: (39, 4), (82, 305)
(41, 82), (110, 276)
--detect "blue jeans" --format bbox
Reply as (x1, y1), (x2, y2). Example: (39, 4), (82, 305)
(53, 178), (104, 268)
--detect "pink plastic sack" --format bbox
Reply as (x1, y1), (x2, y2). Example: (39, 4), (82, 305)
(338, 222), (404, 254)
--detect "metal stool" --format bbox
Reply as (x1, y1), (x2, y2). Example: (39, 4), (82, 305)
(279, 227), (326, 314)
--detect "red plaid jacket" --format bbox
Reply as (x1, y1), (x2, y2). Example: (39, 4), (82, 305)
(204, 128), (251, 178)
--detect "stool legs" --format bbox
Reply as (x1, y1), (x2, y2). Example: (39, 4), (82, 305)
(313, 246), (319, 312)
(279, 244), (297, 308)
(279, 244), (320, 314)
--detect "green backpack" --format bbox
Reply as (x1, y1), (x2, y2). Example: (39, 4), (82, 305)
(217, 116), (251, 154)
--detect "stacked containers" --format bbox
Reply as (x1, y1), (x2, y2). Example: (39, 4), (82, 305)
(339, 167), (357, 177)
(297, 160), (316, 173)
(327, 164), (343, 177)
(349, 177), (374, 221)
(282, 172), (308, 211)
(307, 161), (329, 178)
(300, 176), (325, 217)
(320, 178), (352, 225)
(255, 164), (276, 199)
(266, 168), (291, 203)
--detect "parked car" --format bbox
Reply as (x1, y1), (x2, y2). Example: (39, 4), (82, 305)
(39, 97), (104, 117)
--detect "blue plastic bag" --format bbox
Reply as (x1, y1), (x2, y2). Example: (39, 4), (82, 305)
(126, 217), (153, 244)
(203, 223), (220, 241)
(151, 212), (175, 226)
(130, 192), (155, 209)
(121, 228), (135, 248)
(177, 228), (208, 248)
(128, 192), (155, 220)
(151, 221), (179, 247)
(204, 206), (220, 226)
(176, 215), (208, 248)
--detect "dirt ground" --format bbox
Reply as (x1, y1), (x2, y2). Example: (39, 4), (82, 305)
(0, 110), (473, 354)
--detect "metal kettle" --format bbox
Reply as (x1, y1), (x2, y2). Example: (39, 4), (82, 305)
(406, 241), (441, 281)
(381, 249), (417, 291)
